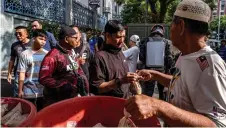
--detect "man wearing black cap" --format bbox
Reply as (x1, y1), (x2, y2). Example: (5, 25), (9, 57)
(39, 26), (89, 106)
(139, 24), (174, 100)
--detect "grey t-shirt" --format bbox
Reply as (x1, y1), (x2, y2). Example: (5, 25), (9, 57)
(123, 46), (140, 72)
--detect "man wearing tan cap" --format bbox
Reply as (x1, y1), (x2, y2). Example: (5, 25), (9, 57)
(125, 0), (226, 126)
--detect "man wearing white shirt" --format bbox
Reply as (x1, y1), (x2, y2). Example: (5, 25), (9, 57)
(123, 35), (140, 73)
(125, 0), (226, 126)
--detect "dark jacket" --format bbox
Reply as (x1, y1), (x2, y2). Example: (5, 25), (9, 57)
(74, 40), (92, 80)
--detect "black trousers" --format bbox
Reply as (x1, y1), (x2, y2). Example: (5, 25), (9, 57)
(141, 67), (166, 100)
(25, 97), (44, 111)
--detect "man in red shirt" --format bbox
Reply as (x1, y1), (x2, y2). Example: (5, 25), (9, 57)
(39, 26), (89, 106)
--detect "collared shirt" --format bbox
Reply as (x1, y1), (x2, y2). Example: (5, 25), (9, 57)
(168, 46), (226, 126)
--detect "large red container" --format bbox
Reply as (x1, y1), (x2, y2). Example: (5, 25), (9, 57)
(1, 97), (37, 127)
(32, 96), (161, 127)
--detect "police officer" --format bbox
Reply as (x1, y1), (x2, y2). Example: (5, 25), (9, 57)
(139, 24), (174, 100)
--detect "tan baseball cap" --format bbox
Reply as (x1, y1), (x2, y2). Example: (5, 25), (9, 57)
(174, 0), (211, 23)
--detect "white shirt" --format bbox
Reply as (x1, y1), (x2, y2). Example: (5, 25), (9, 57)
(168, 46), (226, 126)
(123, 46), (140, 72)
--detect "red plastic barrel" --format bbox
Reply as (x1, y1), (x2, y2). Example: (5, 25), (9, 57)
(1, 97), (37, 127)
(32, 96), (161, 127)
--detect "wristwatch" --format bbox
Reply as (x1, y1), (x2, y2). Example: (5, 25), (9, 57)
(115, 78), (122, 88)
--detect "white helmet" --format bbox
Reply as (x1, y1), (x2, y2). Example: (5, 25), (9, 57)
(130, 35), (140, 46)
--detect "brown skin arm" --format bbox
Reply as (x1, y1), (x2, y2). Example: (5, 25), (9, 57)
(158, 99), (216, 126)
(18, 72), (25, 98)
(7, 57), (15, 84)
(125, 95), (216, 127)
(137, 70), (173, 87)
(98, 73), (142, 93)
(98, 79), (118, 93)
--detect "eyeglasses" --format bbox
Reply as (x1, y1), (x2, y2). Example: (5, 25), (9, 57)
(69, 36), (78, 40)
(15, 32), (22, 36)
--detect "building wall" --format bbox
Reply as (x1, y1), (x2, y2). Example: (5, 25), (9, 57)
(78, 0), (122, 20)
(212, 0), (226, 18)
(0, 0), (35, 70)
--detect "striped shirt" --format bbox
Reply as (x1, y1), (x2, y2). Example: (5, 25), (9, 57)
(17, 48), (48, 98)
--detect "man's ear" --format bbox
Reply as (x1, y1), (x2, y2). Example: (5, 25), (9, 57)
(179, 19), (185, 36)
(64, 36), (69, 43)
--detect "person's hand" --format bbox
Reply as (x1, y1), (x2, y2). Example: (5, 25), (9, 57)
(7, 74), (12, 84)
(18, 91), (24, 98)
(120, 72), (143, 84)
(125, 94), (160, 119)
(78, 57), (85, 65)
(136, 69), (155, 81)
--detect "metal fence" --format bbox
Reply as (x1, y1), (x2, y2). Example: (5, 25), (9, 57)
(4, 0), (65, 23)
(4, 0), (107, 30)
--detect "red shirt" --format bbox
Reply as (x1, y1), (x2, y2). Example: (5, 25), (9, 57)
(39, 45), (89, 95)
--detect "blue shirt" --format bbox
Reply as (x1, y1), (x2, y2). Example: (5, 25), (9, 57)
(43, 31), (57, 51)
(218, 46), (226, 62)
(89, 36), (97, 54)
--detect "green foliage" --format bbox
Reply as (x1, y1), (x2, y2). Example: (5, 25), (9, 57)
(121, 0), (217, 24)
(203, 0), (217, 10)
(164, 0), (180, 24)
(121, 0), (153, 24)
(210, 16), (226, 31)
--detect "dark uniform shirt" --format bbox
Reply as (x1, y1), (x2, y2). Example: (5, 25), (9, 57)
(89, 44), (131, 98)
(74, 40), (92, 80)
(10, 41), (32, 76)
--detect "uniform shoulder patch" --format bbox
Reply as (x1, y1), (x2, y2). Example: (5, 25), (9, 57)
(196, 56), (209, 71)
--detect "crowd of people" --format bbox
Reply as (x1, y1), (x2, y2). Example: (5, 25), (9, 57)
(6, 0), (226, 126)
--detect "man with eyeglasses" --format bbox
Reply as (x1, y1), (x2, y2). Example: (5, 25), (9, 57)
(125, 0), (226, 127)
(70, 25), (92, 81)
(31, 20), (57, 51)
(39, 26), (89, 106)
(7, 26), (32, 97)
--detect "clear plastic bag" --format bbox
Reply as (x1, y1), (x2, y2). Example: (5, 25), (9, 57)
(118, 109), (136, 127)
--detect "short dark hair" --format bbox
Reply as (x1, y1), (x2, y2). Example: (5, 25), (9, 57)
(15, 26), (28, 30)
(221, 39), (226, 43)
(69, 24), (79, 29)
(104, 20), (124, 34)
(32, 20), (42, 25)
(32, 29), (47, 38)
(173, 16), (209, 35)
